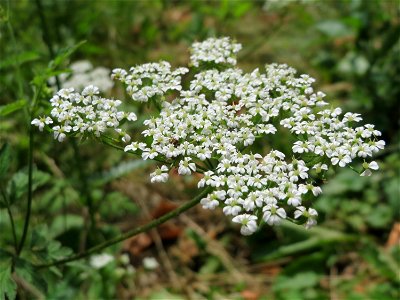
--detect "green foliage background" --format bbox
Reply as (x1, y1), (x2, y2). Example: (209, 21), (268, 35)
(0, 0), (399, 299)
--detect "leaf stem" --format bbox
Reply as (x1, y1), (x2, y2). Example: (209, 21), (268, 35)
(36, 186), (212, 268)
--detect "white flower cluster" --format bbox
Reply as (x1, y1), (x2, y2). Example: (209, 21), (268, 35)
(112, 61), (188, 102)
(190, 37), (242, 67)
(35, 37), (385, 235)
(49, 60), (114, 92)
(32, 85), (137, 142)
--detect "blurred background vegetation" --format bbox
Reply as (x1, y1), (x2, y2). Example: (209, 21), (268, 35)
(0, 0), (399, 299)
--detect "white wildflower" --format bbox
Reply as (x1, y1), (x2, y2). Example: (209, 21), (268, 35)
(150, 165), (169, 183)
(90, 253), (114, 269)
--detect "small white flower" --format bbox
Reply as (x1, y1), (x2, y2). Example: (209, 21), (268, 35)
(223, 198), (243, 216)
(124, 142), (139, 152)
(31, 116), (53, 131)
(143, 257), (159, 270)
(312, 163), (328, 173)
(367, 161), (379, 170)
(200, 197), (219, 210)
(127, 112), (137, 121)
(361, 160), (379, 176)
(150, 165), (169, 183)
(294, 206), (318, 229)
(262, 204), (287, 225)
(142, 148), (158, 160)
(52, 125), (71, 142)
(90, 253), (114, 269)
(232, 214), (258, 235)
(190, 37), (242, 67)
(82, 85), (100, 96)
(178, 157), (196, 175)
(360, 169), (372, 177)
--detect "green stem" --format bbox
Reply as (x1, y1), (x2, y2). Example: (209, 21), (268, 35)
(16, 70), (43, 256)
(17, 127), (34, 255)
(36, 186), (212, 268)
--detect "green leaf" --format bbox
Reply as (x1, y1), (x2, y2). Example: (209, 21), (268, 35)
(366, 205), (393, 228)
(322, 169), (368, 195)
(99, 192), (139, 218)
(0, 262), (17, 300)
(15, 258), (47, 296)
(5, 167), (51, 206)
(49, 41), (86, 69)
(49, 214), (84, 238)
(149, 289), (185, 300)
(30, 225), (73, 262)
(31, 68), (71, 88)
(0, 143), (11, 179)
(0, 51), (40, 70)
(46, 240), (73, 260)
(89, 159), (152, 186)
(362, 243), (400, 282)
(0, 99), (27, 117)
(384, 176), (400, 217)
(199, 256), (221, 275)
(273, 271), (320, 291)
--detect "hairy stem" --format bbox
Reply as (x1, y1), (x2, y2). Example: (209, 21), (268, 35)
(36, 186), (212, 268)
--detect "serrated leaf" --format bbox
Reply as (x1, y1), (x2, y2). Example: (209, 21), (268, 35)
(0, 262), (17, 300)
(5, 168), (51, 207)
(30, 225), (73, 264)
(47, 240), (72, 260)
(30, 225), (49, 251)
(99, 192), (138, 218)
(49, 214), (84, 238)
(0, 143), (11, 179)
(0, 100), (27, 117)
(15, 259), (47, 296)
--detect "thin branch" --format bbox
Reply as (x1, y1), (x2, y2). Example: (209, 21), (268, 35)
(36, 186), (212, 268)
